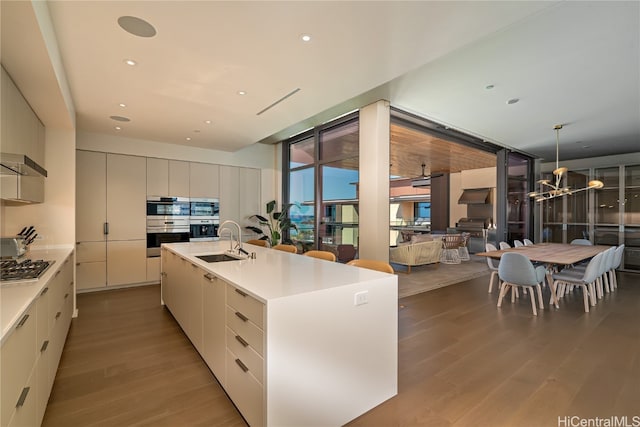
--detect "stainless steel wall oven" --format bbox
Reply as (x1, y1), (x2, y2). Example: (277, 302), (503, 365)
(146, 196), (190, 257)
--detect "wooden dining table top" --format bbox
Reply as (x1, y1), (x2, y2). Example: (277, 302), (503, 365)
(476, 242), (611, 265)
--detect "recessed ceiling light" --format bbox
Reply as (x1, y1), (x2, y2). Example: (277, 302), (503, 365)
(118, 16), (157, 38)
(506, 98), (519, 105)
(110, 115), (131, 122)
(185, 137), (191, 141)
(204, 120), (212, 124)
(301, 34), (312, 42)
(238, 91), (246, 96)
(124, 59), (137, 66)
(115, 126), (121, 131)
(119, 103), (126, 108)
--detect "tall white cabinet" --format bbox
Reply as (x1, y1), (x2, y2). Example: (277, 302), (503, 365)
(220, 166), (261, 239)
(76, 151), (147, 290)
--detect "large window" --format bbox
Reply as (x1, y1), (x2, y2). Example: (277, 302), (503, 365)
(285, 114), (359, 258)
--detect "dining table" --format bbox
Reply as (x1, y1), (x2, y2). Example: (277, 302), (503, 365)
(476, 242), (611, 309)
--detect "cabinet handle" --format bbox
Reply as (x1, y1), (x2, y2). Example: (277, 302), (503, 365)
(55, 311), (62, 319)
(203, 273), (215, 281)
(16, 314), (30, 329)
(64, 293), (70, 299)
(41, 340), (49, 352)
(54, 270), (61, 277)
(41, 287), (49, 296)
(235, 358), (249, 373)
(235, 311), (248, 322)
(16, 387), (30, 408)
(104, 222), (109, 235)
(235, 288), (248, 297)
(235, 335), (249, 347)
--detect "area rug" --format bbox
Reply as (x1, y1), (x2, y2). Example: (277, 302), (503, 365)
(394, 256), (490, 298)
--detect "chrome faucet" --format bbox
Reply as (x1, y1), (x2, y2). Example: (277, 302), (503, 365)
(218, 220), (248, 256)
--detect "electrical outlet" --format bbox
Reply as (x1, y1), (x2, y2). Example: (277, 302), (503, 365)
(354, 290), (369, 306)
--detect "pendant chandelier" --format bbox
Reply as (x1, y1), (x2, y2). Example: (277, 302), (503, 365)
(528, 124), (604, 202)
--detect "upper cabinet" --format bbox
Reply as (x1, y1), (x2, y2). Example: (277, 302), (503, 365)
(1, 66), (44, 164)
(146, 158), (190, 197)
(190, 162), (219, 198)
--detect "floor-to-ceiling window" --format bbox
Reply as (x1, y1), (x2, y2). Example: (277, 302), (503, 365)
(284, 113), (359, 259)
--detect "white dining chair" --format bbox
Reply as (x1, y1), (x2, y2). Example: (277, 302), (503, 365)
(523, 238), (534, 246)
(485, 243), (500, 293)
(552, 251), (604, 312)
(499, 241), (511, 250)
(513, 240), (524, 247)
(610, 244), (625, 290)
(497, 252), (546, 316)
(570, 238), (593, 246)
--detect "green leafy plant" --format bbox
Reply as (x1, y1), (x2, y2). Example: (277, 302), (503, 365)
(246, 200), (298, 246)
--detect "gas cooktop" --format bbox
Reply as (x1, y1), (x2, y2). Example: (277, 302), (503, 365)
(0, 259), (54, 283)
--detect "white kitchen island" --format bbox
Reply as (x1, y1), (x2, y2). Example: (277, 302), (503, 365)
(161, 241), (398, 427)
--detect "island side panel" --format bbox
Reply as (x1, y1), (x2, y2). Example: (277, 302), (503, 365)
(265, 275), (398, 426)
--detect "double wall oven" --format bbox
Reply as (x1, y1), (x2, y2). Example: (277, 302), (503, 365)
(189, 198), (219, 241)
(146, 197), (190, 257)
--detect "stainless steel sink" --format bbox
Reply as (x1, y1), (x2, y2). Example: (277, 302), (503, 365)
(195, 254), (242, 263)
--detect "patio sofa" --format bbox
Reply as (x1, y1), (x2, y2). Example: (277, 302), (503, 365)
(389, 237), (442, 273)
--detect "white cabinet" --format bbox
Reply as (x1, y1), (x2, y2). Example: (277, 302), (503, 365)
(107, 154), (146, 241)
(220, 166), (261, 234)
(147, 158), (190, 197)
(106, 240), (147, 286)
(76, 150), (147, 290)
(0, 252), (74, 427)
(190, 162), (219, 198)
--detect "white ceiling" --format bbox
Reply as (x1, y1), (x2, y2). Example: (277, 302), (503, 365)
(2, 1), (639, 162)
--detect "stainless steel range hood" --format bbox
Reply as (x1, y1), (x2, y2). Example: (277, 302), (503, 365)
(1, 153), (47, 203)
(458, 188), (491, 204)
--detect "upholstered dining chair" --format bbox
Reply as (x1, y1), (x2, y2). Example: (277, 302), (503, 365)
(347, 259), (394, 274)
(485, 243), (501, 293)
(570, 238), (593, 246)
(272, 244), (298, 254)
(552, 251), (604, 312)
(303, 250), (336, 262)
(246, 239), (269, 247)
(499, 241), (511, 250)
(497, 252), (546, 316)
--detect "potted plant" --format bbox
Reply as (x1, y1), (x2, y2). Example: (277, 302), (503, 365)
(246, 200), (298, 246)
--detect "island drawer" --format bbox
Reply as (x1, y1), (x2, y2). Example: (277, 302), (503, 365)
(225, 348), (264, 427)
(226, 306), (263, 356)
(226, 284), (264, 328)
(226, 327), (263, 384)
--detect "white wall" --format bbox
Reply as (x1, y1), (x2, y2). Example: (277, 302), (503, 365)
(3, 128), (76, 247)
(76, 130), (278, 213)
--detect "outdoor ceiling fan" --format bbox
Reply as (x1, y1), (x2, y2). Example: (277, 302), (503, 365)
(411, 163), (443, 187)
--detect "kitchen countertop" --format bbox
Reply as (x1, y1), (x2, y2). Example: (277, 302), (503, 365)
(164, 241), (395, 303)
(1, 246), (74, 344)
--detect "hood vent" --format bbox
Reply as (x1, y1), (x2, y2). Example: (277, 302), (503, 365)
(458, 188), (491, 204)
(0, 153), (48, 177)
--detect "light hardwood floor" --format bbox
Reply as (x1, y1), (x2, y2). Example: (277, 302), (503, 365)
(43, 272), (640, 426)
